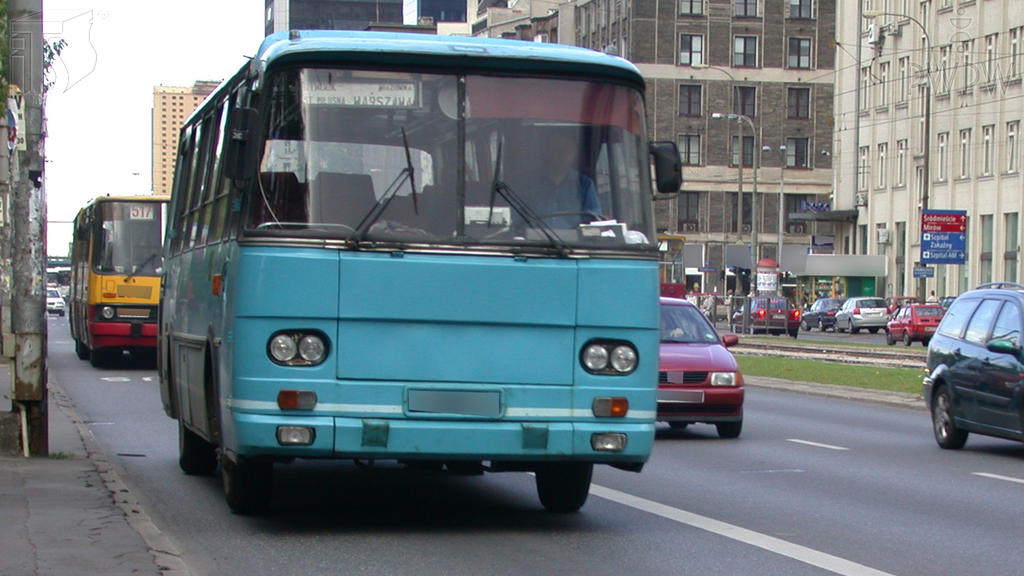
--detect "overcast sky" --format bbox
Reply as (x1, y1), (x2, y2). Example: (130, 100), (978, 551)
(43, 1), (263, 255)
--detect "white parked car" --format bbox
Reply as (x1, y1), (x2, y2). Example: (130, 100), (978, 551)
(834, 296), (888, 333)
(46, 288), (65, 317)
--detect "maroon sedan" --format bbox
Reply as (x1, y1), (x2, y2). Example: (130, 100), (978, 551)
(658, 297), (744, 438)
(886, 303), (944, 346)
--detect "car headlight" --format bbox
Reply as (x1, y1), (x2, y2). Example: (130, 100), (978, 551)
(268, 331), (329, 366)
(582, 343), (610, 372)
(269, 334), (298, 363)
(298, 334), (326, 363)
(610, 345), (638, 373)
(100, 306), (115, 320)
(710, 372), (739, 386)
(581, 341), (638, 375)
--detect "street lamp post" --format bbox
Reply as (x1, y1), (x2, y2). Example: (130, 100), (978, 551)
(712, 113), (761, 268)
(863, 10), (933, 299)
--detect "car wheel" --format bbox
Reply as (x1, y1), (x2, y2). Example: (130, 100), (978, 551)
(903, 331), (912, 346)
(932, 386), (968, 450)
(836, 320), (846, 333)
(850, 323), (860, 334)
(223, 457), (273, 515)
(885, 330), (895, 346)
(868, 327), (879, 334)
(668, 422), (689, 430)
(817, 319), (825, 331)
(75, 340), (91, 361)
(536, 463), (593, 513)
(801, 319), (810, 331)
(178, 421), (218, 476)
(716, 420), (742, 439)
(58, 311), (65, 317)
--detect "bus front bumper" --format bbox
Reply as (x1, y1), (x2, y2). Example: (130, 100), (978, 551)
(89, 321), (158, 349)
(230, 412), (654, 464)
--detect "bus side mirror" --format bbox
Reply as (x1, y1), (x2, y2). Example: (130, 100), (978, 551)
(223, 107), (259, 181)
(650, 141), (682, 193)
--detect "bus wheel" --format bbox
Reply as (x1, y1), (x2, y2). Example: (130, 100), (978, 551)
(75, 340), (91, 361)
(535, 463), (593, 513)
(178, 421), (218, 476)
(222, 457), (273, 515)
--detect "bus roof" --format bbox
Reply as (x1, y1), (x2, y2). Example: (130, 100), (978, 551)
(254, 31), (644, 86)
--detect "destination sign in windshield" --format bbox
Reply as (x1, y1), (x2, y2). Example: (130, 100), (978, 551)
(302, 77), (419, 108)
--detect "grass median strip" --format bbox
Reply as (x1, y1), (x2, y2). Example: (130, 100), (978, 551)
(736, 355), (925, 395)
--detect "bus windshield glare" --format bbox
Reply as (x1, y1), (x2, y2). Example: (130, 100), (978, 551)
(92, 202), (164, 275)
(250, 68), (655, 251)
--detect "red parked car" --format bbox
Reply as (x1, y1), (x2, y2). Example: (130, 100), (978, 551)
(886, 295), (920, 314)
(886, 303), (944, 346)
(658, 298), (744, 438)
(730, 297), (801, 338)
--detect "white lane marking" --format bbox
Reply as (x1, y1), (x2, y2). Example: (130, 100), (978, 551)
(589, 483), (894, 576)
(100, 377), (131, 382)
(142, 377), (154, 382)
(972, 472), (1024, 485)
(787, 438), (850, 451)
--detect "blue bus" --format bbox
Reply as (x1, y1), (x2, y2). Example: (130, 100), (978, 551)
(160, 31), (681, 514)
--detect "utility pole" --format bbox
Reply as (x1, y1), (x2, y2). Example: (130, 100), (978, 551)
(9, 0), (47, 456)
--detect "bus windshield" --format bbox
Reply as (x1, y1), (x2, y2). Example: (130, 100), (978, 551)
(249, 68), (655, 252)
(92, 202), (164, 275)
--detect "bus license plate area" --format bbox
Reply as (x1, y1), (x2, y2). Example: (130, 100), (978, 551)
(407, 389), (502, 418)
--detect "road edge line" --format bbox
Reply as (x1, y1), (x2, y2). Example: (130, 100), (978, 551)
(744, 376), (927, 411)
(49, 375), (193, 576)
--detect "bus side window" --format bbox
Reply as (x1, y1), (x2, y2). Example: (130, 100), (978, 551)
(190, 114), (218, 248)
(170, 126), (196, 255)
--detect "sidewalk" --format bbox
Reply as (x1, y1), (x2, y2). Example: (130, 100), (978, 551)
(0, 362), (185, 576)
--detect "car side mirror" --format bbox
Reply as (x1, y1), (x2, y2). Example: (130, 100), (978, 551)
(649, 141), (682, 193)
(223, 107), (260, 181)
(721, 334), (739, 348)
(986, 339), (1022, 357)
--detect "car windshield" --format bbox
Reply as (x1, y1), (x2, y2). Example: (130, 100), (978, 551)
(859, 298), (886, 308)
(92, 202), (164, 276)
(915, 306), (944, 317)
(752, 298), (788, 310)
(47, 289), (60, 299)
(661, 305), (720, 344)
(248, 68), (656, 253)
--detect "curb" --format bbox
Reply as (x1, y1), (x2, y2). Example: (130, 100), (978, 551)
(744, 375), (927, 411)
(49, 377), (194, 576)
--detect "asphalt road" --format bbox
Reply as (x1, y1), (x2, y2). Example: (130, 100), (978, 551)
(48, 316), (1024, 576)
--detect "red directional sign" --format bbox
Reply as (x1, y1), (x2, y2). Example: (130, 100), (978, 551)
(921, 210), (967, 233)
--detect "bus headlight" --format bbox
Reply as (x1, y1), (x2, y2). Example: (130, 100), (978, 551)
(582, 344), (609, 372)
(610, 345), (638, 374)
(100, 306), (115, 320)
(298, 335), (326, 363)
(267, 331), (329, 366)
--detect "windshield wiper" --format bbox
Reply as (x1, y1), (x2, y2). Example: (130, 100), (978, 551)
(349, 128), (416, 243)
(488, 141), (570, 256)
(125, 252), (159, 282)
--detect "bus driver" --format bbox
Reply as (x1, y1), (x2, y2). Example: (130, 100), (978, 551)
(528, 130), (601, 227)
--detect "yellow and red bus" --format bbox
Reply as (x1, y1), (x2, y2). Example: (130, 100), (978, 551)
(69, 196), (168, 367)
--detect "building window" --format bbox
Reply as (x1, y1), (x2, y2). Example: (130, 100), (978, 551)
(679, 34), (704, 66)
(679, 134), (701, 165)
(981, 214), (994, 285)
(734, 36), (757, 67)
(877, 143), (887, 188)
(787, 87), (810, 118)
(877, 61), (889, 106)
(1008, 121), (1019, 173)
(678, 192), (700, 225)
(734, 86), (756, 117)
(1006, 213), (1019, 282)
(735, 0), (757, 17)
(790, 0), (812, 18)
(985, 33), (998, 83)
(1012, 28), (1022, 78)
(731, 135), (754, 167)
(982, 125), (994, 176)
(788, 38), (811, 69)
(896, 139), (907, 186)
(680, 0), (702, 14)
(897, 57), (909, 102)
(858, 146), (869, 191)
(786, 138), (809, 168)
(961, 40), (973, 90)
(959, 128), (972, 179)
(938, 45), (951, 92)
(678, 84), (702, 116)
(860, 67), (871, 111)
(937, 132), (948, 181)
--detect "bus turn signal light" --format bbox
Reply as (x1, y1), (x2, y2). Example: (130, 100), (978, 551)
(277, 390), (317, 411)
(592, 397), (628, 418)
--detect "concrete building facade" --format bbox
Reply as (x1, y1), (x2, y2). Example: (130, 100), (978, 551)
(151, 82), (219, 196)
(834, 0), (1024, 299)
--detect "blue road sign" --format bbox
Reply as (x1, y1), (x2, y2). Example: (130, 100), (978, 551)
(913, 266), (935, 279)
(921, 231), (967, 265)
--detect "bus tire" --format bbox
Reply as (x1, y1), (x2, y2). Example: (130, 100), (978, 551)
(75, 340), (91, 361)
(222, 457), (273, 515)
(178, 421), (218, 476)
(535, 463), (592, 513)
